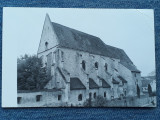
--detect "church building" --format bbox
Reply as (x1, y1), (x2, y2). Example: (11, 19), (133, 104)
(36, 14), (142, 106)
(17, 14), (142, 107)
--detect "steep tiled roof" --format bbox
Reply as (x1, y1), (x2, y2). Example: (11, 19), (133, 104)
(119, 61), (140, 73)
(89, 78), (99, 89)
(52, 22), (139, 72)
(118, 76), (127, 83)
(112, 78), (119, 84)
(70, 77), (86, 90)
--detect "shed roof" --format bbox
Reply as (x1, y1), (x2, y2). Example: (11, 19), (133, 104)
(118, 76), (127, 83)
(70, 77), (86, 90)
(51, 22), (140, 72)
(97, 76), (111, 88)
(89, 78), (99, 89)
(112, 78), (120, 84)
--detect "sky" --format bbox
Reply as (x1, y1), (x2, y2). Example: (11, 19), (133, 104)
(3, 8), (155, 76)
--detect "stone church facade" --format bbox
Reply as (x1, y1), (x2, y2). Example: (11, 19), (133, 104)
(18, 14), (142, 107)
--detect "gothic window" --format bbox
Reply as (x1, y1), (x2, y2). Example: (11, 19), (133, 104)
(17, 97), (22, 104)
(89, 93), (92, 99)
(94, 92), (96, 99)
(40, 55), (44, 67)
(46, 52), (52, 73)
(45, 42), (48, 50)
(36, 95), (42, 102)
(61, 51), (64, 62)
(95, 62), (98, 69)
(82, 60), (86, 71)
(52, 52), (56, 64)
(105, 63), (108, 71)
(58, 95), (61, 101)
(78, 94), (82, 101)
(104, 92), (106, 98)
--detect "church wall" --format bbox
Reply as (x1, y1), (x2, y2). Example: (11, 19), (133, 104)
(17, 90), (64, 107)
(36, 46), (140, 106)
(89, 89), (99, 100)
(118, 63), (137, 97)
(69, 89), (87, 106)
(131, 72), (142, 95)
(58, 47), (115, 88)
(100, 88), (111, 100)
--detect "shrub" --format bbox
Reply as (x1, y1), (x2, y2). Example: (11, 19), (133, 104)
(92, 95), (107, 107)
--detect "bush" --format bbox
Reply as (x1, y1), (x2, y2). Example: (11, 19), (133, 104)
(92, 95), (107, 107)
(83, 98), (92, 107)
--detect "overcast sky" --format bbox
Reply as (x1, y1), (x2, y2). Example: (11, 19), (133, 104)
(3, 8), (155, 76)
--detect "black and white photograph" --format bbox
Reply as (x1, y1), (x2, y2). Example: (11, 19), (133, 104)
(2, 8), (156, 107)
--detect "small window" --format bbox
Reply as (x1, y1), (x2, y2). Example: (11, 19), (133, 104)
(36, 95), (42, 102)
(114, 68), (118, 72)
(45, 42), (48, 50)
(95, 62), (98, 69)
(135, 73), (136, 77)
(94, 92), (96, 99)
(104, 92), (106, 98)
(17, 97), (22, 104)
(105, 63), (108, 71)
(58, 95), (61, 101)
(40, 55), (44, 67)
(82, 60), (86, 71)
(61, 51), (64, 62)
(78, 94), (82, 101)
(52, 52), (56, 64)
(89, 93), (92, 99)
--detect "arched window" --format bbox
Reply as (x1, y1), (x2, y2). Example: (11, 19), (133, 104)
(95, 62), (98, 69)
(61, 51), (64, 62)
(45, 42), (48, 50)
(89, 93), (92, 99)
(94, 92), (96, 99)
(82, 60), (86, 71)
(104, 92), (106, 98)
(105, 63), (108, 71)
(78, 94), (82, 101)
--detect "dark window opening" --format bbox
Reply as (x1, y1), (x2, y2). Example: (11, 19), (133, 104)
(61, 51), (64, 62)
(94, 92), (96, 99)
(78, 94), (82, 101)
(36, 95), (42, 102)
(58, 95), (61, 101)
(105, 63), (108, 71)
(135, 73), (136, 77)
(114, 68), (118, 72)
(95, 62), (98, 69)
(104, 92), (106, 98)
(82, 60), (86, 71)
(89, 93), (92, 99)
(45, 42), (48, 50)
(17, 97), (22, 104)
